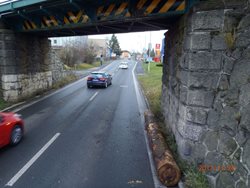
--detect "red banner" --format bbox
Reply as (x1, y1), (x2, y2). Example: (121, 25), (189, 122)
(155, 44), (160, 49)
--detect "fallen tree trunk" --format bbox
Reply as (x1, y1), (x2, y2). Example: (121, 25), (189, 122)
(145, 111), (181, 187)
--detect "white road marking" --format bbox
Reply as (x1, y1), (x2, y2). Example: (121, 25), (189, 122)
(89, 92), (99, 101)
(120, 85), (128, 88)
(5, 133), (61, 187)
(1, 101), (26, 112)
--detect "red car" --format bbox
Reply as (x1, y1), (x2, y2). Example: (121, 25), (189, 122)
(0, 112), (24, 148)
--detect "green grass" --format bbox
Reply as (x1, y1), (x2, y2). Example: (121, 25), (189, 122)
(185, 167), (210, 188)
(52, 74), (78, 89)
(0, 98), (10, 110)
(75, 63), (96, 70)
(64, 64), (73, 70)
(137, 62), (210, 188)
(64, 62), (101, 71)
(138, 62), (163, 120)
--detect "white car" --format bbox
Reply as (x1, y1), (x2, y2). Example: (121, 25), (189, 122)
(119, 62), (128, 69)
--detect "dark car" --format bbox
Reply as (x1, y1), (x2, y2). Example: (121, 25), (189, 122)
(87, 71), (112, 88)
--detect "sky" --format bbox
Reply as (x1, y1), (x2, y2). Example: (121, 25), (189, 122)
(89, 30), (167, 53)
(0, 0), (17, 4)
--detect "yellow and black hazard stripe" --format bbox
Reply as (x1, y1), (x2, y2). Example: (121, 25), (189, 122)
(96, 0), (185, 19)
(23, 20), (37, 30)
(137, 0), (185, 15)
(64, 10), (89, 24)
(41, 16), (59, 28)
(97, 2), (129, 19)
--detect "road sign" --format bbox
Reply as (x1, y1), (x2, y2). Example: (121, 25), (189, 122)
(155, 43), (160, 49)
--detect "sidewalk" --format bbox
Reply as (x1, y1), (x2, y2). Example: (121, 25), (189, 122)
(135, 61), (145, 75)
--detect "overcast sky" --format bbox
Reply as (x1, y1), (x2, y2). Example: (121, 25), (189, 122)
(0, 0), (16, 3)
(89, 30), (167, 52)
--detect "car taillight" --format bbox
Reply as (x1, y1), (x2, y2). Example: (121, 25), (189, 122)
(99, 78), (106, 81)
(87, 77), (93, 81)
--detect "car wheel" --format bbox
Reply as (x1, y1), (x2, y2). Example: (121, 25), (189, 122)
(87, 84), (91, 88)
(110, 81), (112, 85)
(104, 82), (108, 88)
(10, 125), (23, 145)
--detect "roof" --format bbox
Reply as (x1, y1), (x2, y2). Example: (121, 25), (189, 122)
(91, 71), (106, 74)
(121, 50), (131, 53)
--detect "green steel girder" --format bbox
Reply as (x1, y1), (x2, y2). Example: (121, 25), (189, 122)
(0, 0), (201, 37)
(0, 0), (47, 13)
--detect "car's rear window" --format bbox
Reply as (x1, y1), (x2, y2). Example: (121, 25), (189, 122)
(91, 73), (104, 77)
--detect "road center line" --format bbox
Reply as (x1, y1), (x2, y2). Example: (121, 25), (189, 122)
(5, 133), (61, 187)
(120, 85), (128, 88)
(89, 92), (99, 101)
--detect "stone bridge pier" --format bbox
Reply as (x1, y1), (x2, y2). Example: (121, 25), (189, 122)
(0, 23), (52, 102)
(162, 0), (250, 187)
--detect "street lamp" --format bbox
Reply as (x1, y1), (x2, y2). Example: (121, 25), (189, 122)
(148, 31), (151, 72)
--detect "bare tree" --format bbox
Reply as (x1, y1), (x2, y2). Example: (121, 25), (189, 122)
(83, 41), (97, 64)
(58, 39), (97, 67)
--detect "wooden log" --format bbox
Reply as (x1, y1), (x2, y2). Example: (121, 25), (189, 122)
(144, 111), (181, 187)
(144, 111), (156, 126)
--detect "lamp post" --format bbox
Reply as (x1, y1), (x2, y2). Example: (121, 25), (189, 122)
(148, 31), (152, 72)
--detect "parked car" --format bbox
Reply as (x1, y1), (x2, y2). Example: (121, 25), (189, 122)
(119, 62), (128, 69)
(87, 71), (112, 88)
(0, 112), (24, 148)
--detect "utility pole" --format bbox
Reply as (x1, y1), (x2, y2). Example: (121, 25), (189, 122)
(148, 31), (151, 72)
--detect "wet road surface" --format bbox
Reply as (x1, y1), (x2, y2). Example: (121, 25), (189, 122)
(0, 60), (155, 188)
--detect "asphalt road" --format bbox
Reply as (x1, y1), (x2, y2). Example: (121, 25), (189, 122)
(0, 60), (155, 188)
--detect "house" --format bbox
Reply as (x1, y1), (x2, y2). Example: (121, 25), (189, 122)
(88, 38), (109, 58)
(120, 50), (131, 59)
(50, 36), (88, 47)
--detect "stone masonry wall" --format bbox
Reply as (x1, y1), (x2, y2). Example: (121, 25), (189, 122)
(2, 72), (52, 101)
(161, 0), (250, 187)
(50, 49), (64, 83)
(0, 28), (52, 101)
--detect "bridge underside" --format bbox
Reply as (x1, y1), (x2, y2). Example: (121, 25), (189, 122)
(0, 0), (193, 37)
(31, 16), (179, 37)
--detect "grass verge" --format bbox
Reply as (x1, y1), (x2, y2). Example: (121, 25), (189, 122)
(0, 98), (11, 110)
(64, 62), (102, 71)
(137, 62), (163, 120)
(75, 63), (97, 70)
(52, 74), (78, 89)
(137, 62), (210, 188)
